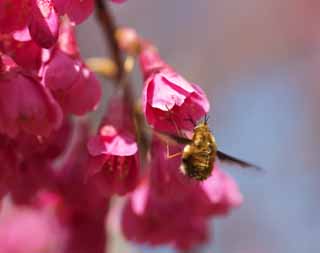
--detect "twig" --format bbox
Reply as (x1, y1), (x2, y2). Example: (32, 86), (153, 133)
(95, 0), (124, 83)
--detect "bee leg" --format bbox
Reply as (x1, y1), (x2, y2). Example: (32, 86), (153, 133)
(166, 142), (182, 159)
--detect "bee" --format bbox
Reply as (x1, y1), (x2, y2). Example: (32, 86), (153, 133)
(157, 115), (262, 181)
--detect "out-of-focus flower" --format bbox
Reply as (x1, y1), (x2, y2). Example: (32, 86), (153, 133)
(121, 136), (242, 250)
(42, 20), (102, 115)
(0, 118), (71, 204)
(0, 54), (62, 138)
(56, 122), (109, 253)
(116, 27), (141, 56)
(0, 0), (95, 49)
(0, 207), (67, 253)
(87, 96), (140, 196)
(0, 0), (59, 48)
(140, 45), (210, 133)
(122, 179), (210, 250)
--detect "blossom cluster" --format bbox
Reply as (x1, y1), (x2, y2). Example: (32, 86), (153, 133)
(0, 1), (242, 253)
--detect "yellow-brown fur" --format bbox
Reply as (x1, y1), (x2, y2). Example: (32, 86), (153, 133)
(180, 121), (217, 180)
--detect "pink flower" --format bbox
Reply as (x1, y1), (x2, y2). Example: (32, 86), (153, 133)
(42, 21), (102, 115)
(0, 207), (67, 253)
(0, 0), (93, 48)
(0, 55), (62, 138)
(199, 167), (243, 216)
(87, 96), (140, 196)
(140, 46), (210, 133)
(122, 180), (209, 250)
(54, 123), (109, 253)
(121, 136), (242, 249)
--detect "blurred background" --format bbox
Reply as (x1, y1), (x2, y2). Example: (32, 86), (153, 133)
(77, 1), (320, 252)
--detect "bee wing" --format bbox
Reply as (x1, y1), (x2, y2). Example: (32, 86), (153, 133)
(153, 131), (193, 146)
(216, 150), (263, 171)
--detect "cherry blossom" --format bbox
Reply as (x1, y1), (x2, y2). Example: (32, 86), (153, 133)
(87, 96), (140, 196)
(140, 45), (210, 133)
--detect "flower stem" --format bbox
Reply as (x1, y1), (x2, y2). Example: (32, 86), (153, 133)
(95, 0), (124, 83)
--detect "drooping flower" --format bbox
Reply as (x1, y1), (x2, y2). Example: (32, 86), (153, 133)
(87, 96), (140, 196)
(0, 0), (95, 49)
(0, 54), (62, 138)
(0, 118), (71, 204)
(122, 179), (210, 250)
(121, 136), (242, 250)
(42, 20), (102, 115)
(55, 121), (109, 253)
(140, 45), (210, 134)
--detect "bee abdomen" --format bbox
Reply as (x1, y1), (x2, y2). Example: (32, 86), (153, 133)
(181, 154), (214, 180)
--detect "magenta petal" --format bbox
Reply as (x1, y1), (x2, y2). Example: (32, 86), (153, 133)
(43, 50), (80, 91)
(0, 0), (30, 34)
(58, 20), (79, 56)
(52, 0), (69, 14)
(148, 75), (186, 110)
(140, 47), (210, 133)
(131, 182), (149, 216)
(0, 208), (67, 253)
(88, 133), (137, 157)
(200, 168), (225, 203)
(190, 83), (210, 113)
(223, 172), (243, 207)
(106, 133), (138, 156)
(200, 168), (243, 212)
(0, 59), (62, 137)
(162, 73), (195, 94)
(29, 0), (59, 48)
(87, 136), (109, 156)
(64, 67), (102, 115)
(63, 0), (94, 24)
(12, 27), (32, 42)
(0, 35), (42, 71)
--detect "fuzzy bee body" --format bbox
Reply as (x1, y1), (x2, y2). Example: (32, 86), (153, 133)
(154, 117), (262, 181)
(180, 121), (217, 180)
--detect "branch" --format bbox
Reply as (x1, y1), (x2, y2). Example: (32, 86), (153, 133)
(95, 0), (124, 83)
